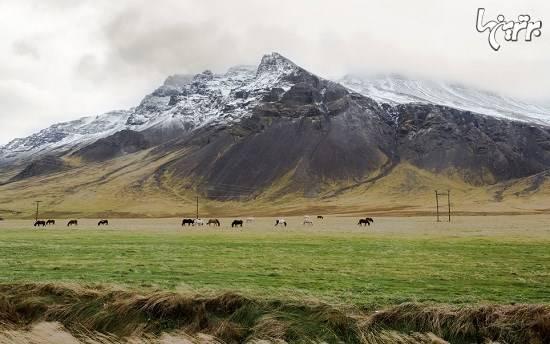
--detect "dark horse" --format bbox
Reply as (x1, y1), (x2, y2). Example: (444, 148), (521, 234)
(358, 217), (374, 226)
(34, 220), (46, 227)
(317, 215), (324, 219)
(98, 219), (109, 226)
(207, 219), (220, 226)
(181, 218), (194, 226)
(67, 220), (78, 227)
(231, 220), (243, 228)
(46, 219), (55, 226)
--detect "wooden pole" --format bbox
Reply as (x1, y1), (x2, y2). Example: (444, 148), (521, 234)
(447, 190), (451, 222)
(34, 201), (42, 222)
(196, 196), (199, 219)
(435, 191), (440, 222)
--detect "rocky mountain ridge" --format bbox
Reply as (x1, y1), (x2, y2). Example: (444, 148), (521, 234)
(2, 53), (550, 205)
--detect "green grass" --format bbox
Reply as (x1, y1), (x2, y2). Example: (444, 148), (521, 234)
(0, 228), (548, 307)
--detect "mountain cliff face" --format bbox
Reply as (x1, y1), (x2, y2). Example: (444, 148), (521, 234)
(394, 104), (550, 185)
(73, 130), (150, 162)
(340, 74), (550, 125)
(164, 74), (396, 198)
(1, 53), (550, 211)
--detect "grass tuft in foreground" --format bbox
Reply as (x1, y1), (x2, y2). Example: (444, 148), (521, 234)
(0, 283), (548, 343)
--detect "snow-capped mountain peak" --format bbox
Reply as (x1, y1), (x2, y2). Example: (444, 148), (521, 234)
(0, 53), (305, 162)
(339, 74), (550, 125)
(256, 52), (299, 78)
(3, 54), (550, 164)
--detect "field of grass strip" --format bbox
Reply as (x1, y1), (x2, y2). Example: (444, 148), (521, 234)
(0, 228), (548, 306)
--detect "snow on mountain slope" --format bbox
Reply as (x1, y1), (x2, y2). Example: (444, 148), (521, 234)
(126, 53), (300, 132)
(3, 54), (550, 164)
(340, 74), (550, 125)
(0, 110), (132, 161)
(0, 53), (302, 162)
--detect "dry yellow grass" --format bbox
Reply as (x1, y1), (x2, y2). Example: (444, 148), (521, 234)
(0, 283), (547, 343)
(1, 152), (550, 219)
(2, 215), (550, 239)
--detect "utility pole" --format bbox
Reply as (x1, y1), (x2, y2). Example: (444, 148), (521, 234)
(34, 201), (42, 222)
(196, 196), (199, 219)
(435, 191), (440, 222)
(434, 190), (451, 222)
(447, 190), (451, 222)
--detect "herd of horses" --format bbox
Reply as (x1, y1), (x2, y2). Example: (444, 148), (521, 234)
(179, 216), (375, 228)
(33, 219), (109, 227)
(181, 218), (247, 227)
(31, 216), (375, 228)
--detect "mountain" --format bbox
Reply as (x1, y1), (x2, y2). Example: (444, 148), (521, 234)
(339, 74), (550, 125)
(1, 53), (550, 217)
(0, 54), (304, 163)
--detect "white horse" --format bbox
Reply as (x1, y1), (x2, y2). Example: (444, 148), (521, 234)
(193, 218), (205, 226)
(275, 218), (287, 227)
(246, 217), (255, 223)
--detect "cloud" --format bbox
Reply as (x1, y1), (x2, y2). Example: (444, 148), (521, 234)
(12, 40), (40, 60)
(0, 79), (54, 140)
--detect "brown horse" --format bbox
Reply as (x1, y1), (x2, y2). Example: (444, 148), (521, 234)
(67, 220), (78, 227)
(98, 220), (109, 226)
(358, 218), (374, 226)
(207, 219), (220, 226)
(46, 219), (55, 226)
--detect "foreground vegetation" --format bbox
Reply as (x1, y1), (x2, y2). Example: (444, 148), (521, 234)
(0, 283), (548, 343)
(0, 219), (549, 342)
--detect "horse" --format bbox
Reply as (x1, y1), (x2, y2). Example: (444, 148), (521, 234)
(303, 219), (314, 225)
(317, 215), (324, 219)
(46, 219), (56, 226)
(358, 218), (374, 226)
(98, 219), (109, 226)
(193, 219), (205, 226)
(231, 220), (243, 228)
(181, 218), (194, 226)
(246, 217), (254, 223)
(275, 219), (287, 227)
(207, 219), (220, 226)
(34, 220), (46, 227)
(67, 220), (78, 227)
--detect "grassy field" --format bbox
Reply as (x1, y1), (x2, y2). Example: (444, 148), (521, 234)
(0, 216), (549, 307)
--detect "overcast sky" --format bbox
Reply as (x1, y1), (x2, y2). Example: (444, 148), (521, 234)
(0, 0), (549, 144)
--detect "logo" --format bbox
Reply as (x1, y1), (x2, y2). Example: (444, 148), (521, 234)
(476, 8), (542, 51)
